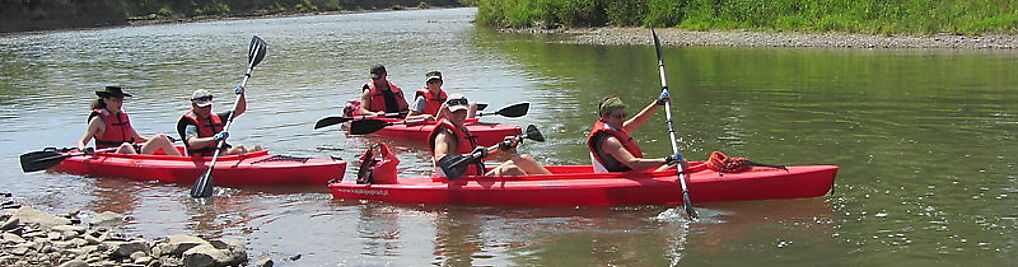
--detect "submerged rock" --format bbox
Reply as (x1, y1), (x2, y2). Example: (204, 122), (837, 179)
(89, 211), (125, 227)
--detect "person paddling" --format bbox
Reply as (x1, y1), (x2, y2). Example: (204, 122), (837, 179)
(356, 64), (409, 116)
(176, 88), (263, 157)
(587, 94), (688, 173)
(77, 86), (180, 156)
(429, 94), (550, 177)
(406, 71), (477, 121)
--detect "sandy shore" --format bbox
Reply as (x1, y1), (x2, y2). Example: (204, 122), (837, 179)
(504, 27), (1018, 49)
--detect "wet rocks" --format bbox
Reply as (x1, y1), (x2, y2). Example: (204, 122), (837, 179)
(89, 211), (126, 227)
(0, 194), (261, 267)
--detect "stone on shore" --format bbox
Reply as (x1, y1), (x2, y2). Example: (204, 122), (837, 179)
(164, 234), (211, 256)
(182, 244), (231, 267)
(5, 206), (71, 229)
(57, 259), (89, 267)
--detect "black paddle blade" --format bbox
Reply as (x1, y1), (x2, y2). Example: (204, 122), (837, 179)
(314, 116), (351, 130)
(524, 125), (545, 142)
(190, 168), (215, 198)
(476, 103), (488, 111)
(248, 36), (268, 68)
(349, 119), (392, 135)
(682, 190), (699, 220)
(495, 103), (529, 118)
(651, 28), (664, 64)
(438, 154), (471, 180)
(19, 151), (67, 173)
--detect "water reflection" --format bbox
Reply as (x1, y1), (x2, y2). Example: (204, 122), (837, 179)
(1, 7), (1016, 266)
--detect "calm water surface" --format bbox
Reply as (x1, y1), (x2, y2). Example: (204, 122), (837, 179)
(1, 8), (1015, 266)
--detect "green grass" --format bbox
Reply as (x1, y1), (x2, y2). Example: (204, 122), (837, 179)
(476, 0), (1018, 34)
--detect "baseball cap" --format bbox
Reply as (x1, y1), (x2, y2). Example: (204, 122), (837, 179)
(445, 93), (468, 112)
(190, 89), (214, 107)
(426, 70), (442, 82)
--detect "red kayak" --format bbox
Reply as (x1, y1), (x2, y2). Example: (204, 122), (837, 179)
(347, 117), (522, 147)
(328, 163), (838, 206)
(49, 147), (346, 187)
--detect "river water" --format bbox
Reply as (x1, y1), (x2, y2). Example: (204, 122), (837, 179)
(1, 8), (1015, 266)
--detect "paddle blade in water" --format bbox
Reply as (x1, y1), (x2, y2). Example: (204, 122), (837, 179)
(248, 36), (268, 67)
(683, 189), (699, 219)
(314, 116), (351, 130)
(496, 103), (529, 118)
(190, 168), (215, 198)
(19, 151), (66, 173)
(349, 119), (392, 135)
(524, 125), (544, 142)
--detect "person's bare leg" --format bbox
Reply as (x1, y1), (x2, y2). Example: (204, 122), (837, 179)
(487, 162), (526, 176)
(115, 143), (138, 154)
(140, 133), (180, 156)
(509, 154), (551, 175)
(225, 145), (247, 155)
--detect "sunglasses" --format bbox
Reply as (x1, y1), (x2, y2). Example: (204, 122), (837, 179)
(191, 96), (213, 103)
(447, 98), (468, 106)
(105, 97), (125, 102)
(610, 112), (628, 120)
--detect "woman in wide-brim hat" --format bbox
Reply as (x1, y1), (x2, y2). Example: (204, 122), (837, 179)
(76, 86), (180, 156)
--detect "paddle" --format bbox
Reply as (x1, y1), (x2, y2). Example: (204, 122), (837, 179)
(349, 103), (531, 135)
(652, 28), (699, 220)
(20, 147), (118, 173)
(439, 125), (544, 180)
(313, 111), (408, 130)
(190, 35), (268, 198)
(21, 136), (184, 173)
(476, 103), (528, 118)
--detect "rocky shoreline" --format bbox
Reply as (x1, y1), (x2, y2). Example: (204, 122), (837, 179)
(0, 193), (273, 267)
(504, 27), (1018, 49)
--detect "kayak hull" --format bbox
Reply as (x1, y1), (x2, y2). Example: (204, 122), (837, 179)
(50, 148), (346, 187)
(352, 117), (522, 147)
(328, 163), (838, 206)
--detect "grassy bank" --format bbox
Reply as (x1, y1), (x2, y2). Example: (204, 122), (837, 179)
(475, 0), (1018, 35)
(1, 0), (470, 33)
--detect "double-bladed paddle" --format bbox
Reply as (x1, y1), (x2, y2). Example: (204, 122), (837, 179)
(652, 28), (699, 220)
(19, 147), (118, 173)
(190, 35), (268, 198)
(314, 104), (493, 130)
(314, 111), (408, 130)
(348, 103), (530, 135)
(20, 136), (184, 173)
(438, 125), (544, 180)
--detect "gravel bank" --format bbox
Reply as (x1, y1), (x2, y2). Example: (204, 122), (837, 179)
(504, 27), (1018, 49)
(0, 193), (277, 267)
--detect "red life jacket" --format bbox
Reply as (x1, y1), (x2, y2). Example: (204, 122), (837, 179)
(428, 119), (484, 177)
(587, 120), (644, 172)
(88, 108), (134, 149)
(363, 79), (407, 113)
(415, 89), (447, 115)
(176, 110), (226, 156)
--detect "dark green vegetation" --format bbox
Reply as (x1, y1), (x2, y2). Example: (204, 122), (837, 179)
(0, 0), (467, 33)
(476, 0), (1018, 34)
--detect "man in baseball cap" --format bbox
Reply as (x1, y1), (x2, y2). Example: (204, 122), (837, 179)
(428, 94), (550, 179)
(176, 87), (263, 157)
(357, 64), (409, 116)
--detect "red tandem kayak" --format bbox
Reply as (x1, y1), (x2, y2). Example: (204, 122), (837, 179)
(49, 147), (346, 187)
(345, 117), (522, 147)
(328, 162), (838, 206)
